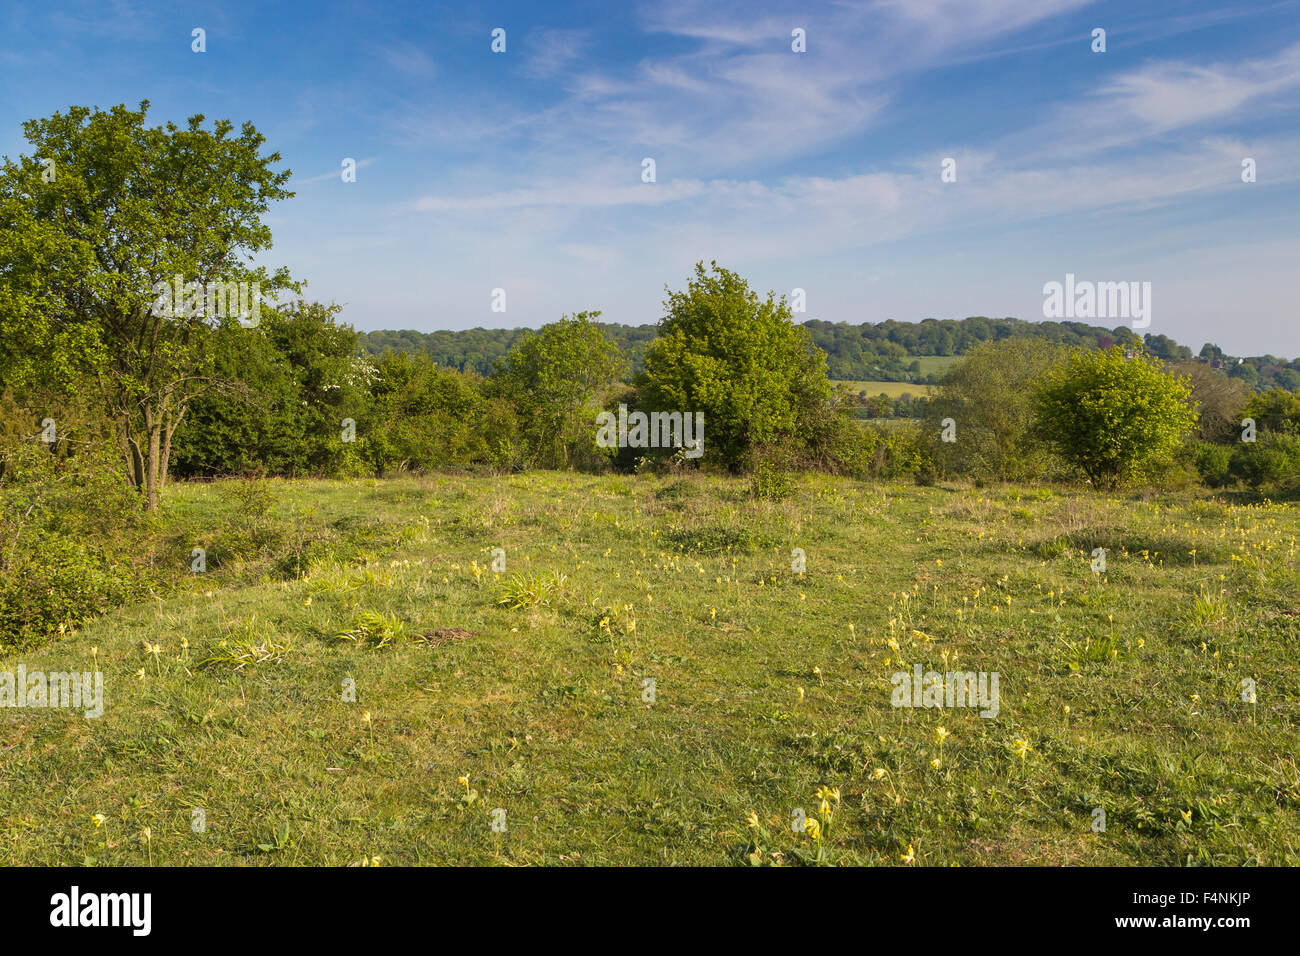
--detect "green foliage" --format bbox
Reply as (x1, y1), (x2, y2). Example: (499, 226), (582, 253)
(171, 303), (367, 478)
(1189, 442), (1233, 488)
(359, 322), (656, 378)
(0, 434), (146, 650)
(495, 570), (569, 609)
(199, 617), (293, 669)
(490, 312), (625, 469)
(1172, 361), (1251, 442)
(361, 351), (513, 475)
(0, 102), (297, 508)
(642, 262), (831, 470)
(360, 321), (1300, 394)
(1033, 347), (1197, 488)
(1243, 389), (1300, 437)
(333, 610), (409, 649)
(1228, 434), (1300, 490)
(928, 339), (1064, 482)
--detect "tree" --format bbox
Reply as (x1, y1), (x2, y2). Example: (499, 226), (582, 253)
(490, 311), (626, 469)
(1033, 347), (1197, 487)
(1168, 360), (1251, 443)
(1242, 389), (1300, 437)
(1144, 333), (1191, 362)
(169, 302), (363, 478)
(0, 102), (295, 508)
(929, 338), (1062, 481)
(641, 261), (830, 469)
(362, 351), (511, 475)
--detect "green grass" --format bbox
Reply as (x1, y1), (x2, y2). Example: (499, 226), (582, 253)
(914, 355), (962, 377)
(3, 473), (1299, 866)
(835, 380), (936, 398)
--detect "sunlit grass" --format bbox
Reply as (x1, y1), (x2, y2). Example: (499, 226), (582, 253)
(1, 472), (1297, 865)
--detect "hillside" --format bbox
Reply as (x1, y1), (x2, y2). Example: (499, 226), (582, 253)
(358, 318), (1300, 391)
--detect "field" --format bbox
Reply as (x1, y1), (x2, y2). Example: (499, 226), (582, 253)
(836, 380), (937, 398)
(913, 356), (962, 378)
(3, 472), (1298, 866)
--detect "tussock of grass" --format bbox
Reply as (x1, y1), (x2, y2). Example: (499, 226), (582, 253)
(333, 610), (409, 648)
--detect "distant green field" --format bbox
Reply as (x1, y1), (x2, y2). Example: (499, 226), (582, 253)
(914, 355), (962, 377)
(834, 356), (959, 397)
(835, 380), (936, 398)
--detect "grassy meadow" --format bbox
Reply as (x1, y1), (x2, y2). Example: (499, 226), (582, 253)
(2, 472), (1298, 866)
(835, 380), (937, 399)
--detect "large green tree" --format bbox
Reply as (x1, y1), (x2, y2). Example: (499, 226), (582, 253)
(930, 338), (1063, 481)
(491, 311), (626, 469)
(0, 102), (295, 508)
(641, 261), (830, 469)
(1033, 347), (1197, 487)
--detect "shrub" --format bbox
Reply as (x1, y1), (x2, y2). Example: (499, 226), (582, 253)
(927, 339), (1064, 482)
(1190, 442), (1233, 488)
(1228, 434), (1300, 489)
(0, 431), (146, 649)
(0, 534), (134, 651)
(641, 262), (831, 470)
(1033, 347), (1197, 488)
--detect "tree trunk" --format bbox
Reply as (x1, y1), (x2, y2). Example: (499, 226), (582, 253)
(145, 420), (162, 510)
(121, 429), (145, 489)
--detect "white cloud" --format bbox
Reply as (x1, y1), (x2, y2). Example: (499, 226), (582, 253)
(1099, 42), (1300, 133)
(524, 28), (591, 78)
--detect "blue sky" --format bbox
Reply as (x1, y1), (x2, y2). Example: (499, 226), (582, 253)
(2, 0), (1299, 355)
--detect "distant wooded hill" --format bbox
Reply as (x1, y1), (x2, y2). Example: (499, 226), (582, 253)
(357, 317), (1300, 391)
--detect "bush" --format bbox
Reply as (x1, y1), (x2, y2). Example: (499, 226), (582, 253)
(0, 534), (134, 650)
(1190, 442), (1233, 488)
(642, 262), (831, 471)
(1033, 347), (1197, 488)
(362, 353), (508, 475)
(927, 339), (1063, 482)
(1229, 434), (1300, 489)
(0, 435), (145, 649)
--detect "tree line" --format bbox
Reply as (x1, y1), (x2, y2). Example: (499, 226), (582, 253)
(3, 102), (1298, 512)
(362, 318), (1300, 391)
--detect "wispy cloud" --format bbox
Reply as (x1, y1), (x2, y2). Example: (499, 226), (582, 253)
(378, 40), (437, 78)
(293, 158), (379, 186)
(523, 28), (590, 78)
